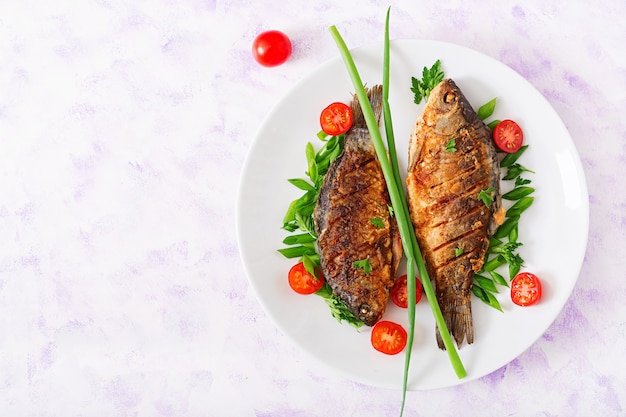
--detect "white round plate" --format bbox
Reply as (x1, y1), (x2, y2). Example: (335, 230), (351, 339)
(236, 39), (589, 390)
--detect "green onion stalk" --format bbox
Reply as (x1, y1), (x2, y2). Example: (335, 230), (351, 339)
(329, 11), (466, 414)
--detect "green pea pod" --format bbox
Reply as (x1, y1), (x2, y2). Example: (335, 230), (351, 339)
(509, 224), (519, 243)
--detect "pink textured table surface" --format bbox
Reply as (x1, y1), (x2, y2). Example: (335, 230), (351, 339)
(1, 1), (624, 416)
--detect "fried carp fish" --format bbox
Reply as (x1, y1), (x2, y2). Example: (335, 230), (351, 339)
(314, 85), (402, 327)
(406, 79), (503, 349)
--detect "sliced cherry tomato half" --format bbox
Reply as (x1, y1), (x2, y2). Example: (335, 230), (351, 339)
(320, 102), (353, 136)
(391, 274), (423, 308)
(252, 30), (292, 67)
(370, 320), (408, 355)
(287, 262), (324, 295)
(511, 272), (542, 306)
(493, 119), (524, 153)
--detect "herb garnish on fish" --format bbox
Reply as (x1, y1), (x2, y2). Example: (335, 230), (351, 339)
(410, 59), (445, 104)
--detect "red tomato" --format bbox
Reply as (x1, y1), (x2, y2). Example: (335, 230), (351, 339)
(511, 272), (542, 306)
(391, 274), (423, 308)
(288, 262), (324, 295)
(252, 30), (292, 67)
(370, 321), (408, 355)
(493, 119), (524, 153)
(320, 102), (353, 136)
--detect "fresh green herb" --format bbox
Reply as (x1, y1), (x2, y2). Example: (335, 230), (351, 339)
(278, 130), (363, 328)
(489, 270), (508, 287)
(506, 196), (534, 218)
(455, 247), (464, 257)
(474, 274), (499, 293)
(487, 119), (501, 131)
(493, 215), (520, 239)
(287, 178), (316, 191)
(382, 11), (422, 414)
(482, 254), (507, 272)
(410, 59), (445, 104)
(477, 187), (496, 207)
(352, 258), (372, 274)
(502, 186), (534, 200)
(471, 284), (503, 312)
(370, 217), (385, 228)
(277, 245), (316, 259)
(282, 233), (316, 245)
(316, 283), (364, 329)
(502, 163), (534, 180)
(383, 11), (464, 413)
(478, 98), (497, 120)
(302, 253), (318, 276)
(500, 145), (528, 168)
(444, 138), (457, 152)
(508, 224), (519, 244)
(475, 137), (535, 310)
(331, 14), (466, 406)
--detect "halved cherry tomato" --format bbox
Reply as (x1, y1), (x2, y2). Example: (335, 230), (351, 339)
(252, 30), (292, 67)
(287, 262), (324, 295)
(511, 272), (542, 306)
(391, 274), (423, 308)
(371, 321), (407, 355)
(320, 102), (353, 136)
(493, 119), (524, 153)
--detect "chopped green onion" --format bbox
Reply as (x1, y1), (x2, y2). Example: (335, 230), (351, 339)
(478, 97), (497, 120)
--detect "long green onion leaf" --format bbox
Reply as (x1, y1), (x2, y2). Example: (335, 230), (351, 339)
(382, 9), (414, 415)
(329, 18), (466, 397)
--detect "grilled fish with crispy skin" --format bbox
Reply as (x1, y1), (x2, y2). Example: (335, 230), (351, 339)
(314, 85), (402, 327)
(406, 79), (503, 348)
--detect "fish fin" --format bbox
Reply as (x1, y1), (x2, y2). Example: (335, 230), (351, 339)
(435, 301), (474, 350)
(350, 85), (383, 129)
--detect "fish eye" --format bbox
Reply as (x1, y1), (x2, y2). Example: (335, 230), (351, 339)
(443, 91), (457, 104)
(359, 304), (372, 316)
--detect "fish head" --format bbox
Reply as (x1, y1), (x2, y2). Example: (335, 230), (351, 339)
(425, 79), (468, 135)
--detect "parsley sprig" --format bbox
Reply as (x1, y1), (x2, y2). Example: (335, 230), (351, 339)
(444, 138), (457, 153)
(410, 59), (445, 104)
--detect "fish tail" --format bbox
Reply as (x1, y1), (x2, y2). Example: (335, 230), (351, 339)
(436, 300), (474, 350)
(350, 85), (383, 129)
